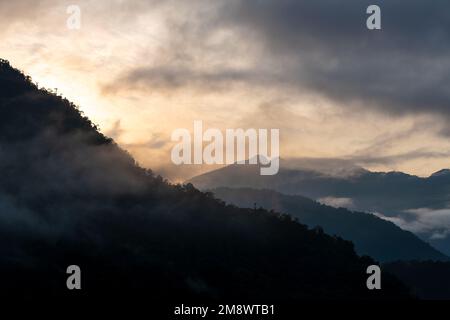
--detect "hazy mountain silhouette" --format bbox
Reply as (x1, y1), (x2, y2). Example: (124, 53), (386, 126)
(188, 161), (450, 212)
(210, 187), (447, 262)
(0, 59), (414, 303)
(188, 160), (450, 255)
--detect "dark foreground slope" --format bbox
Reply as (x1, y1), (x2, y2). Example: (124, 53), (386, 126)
(384, 261), (450, 300)
(0, 60), (411, 303)
(211, 188), (447, 262)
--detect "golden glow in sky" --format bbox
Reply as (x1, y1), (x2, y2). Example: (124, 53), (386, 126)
(2, 0), (450, 181)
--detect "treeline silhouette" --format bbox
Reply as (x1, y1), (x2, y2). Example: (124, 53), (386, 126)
(385, 261), (450, 300)
(0, 59), (412, 304)
(188, 152), (450, 257)
(210, 187), (447, 262)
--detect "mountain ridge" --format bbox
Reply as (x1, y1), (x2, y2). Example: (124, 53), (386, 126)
(210, 187), (448, 262)
(187, 159), (450, 256)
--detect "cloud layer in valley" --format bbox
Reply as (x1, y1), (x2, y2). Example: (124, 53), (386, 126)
(375, 209), (450, 241)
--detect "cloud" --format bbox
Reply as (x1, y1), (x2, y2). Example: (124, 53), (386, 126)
(4, 0), (450, 180)
(216, 0), (450, 117)
(374, 208), (450, 240)
(102, 66), (275, 94)
(103, 0), (450, 122)
(105, 120), (168, 150)
(0, 1), (51, 30)
(318, 197), (355, 209)
(123, 134), (168, 150)
(105, 120), (124, 139)
(349, 148), (450, 167)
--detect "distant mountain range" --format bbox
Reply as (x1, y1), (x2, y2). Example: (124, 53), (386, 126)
(187, 160), (450, 256)
(209, 187), (447, 262)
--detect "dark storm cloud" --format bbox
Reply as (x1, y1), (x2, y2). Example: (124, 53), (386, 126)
(102, 66), (278, 94)
(106, 0), (450, 123)
(217, 0), (450, 117)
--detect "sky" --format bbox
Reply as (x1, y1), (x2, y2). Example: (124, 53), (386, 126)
(1, 0), (450, 182)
